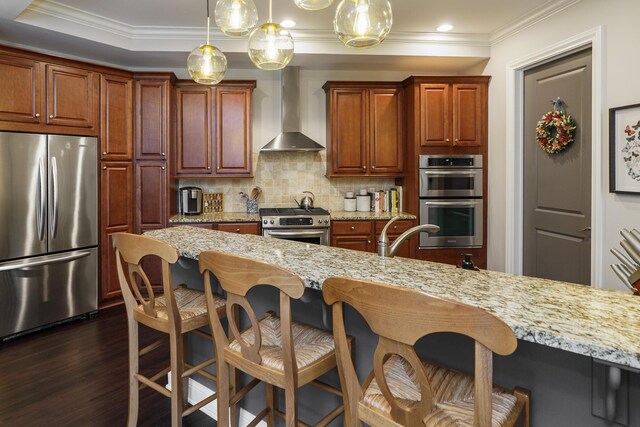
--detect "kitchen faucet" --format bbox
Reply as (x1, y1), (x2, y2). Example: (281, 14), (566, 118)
(378, 217), (440, 258)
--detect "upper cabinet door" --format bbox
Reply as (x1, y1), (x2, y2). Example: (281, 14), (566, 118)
(215, 87), (252, 176)
(175, 86), (212, 176)
(420, 84), (451, 147)
(100, 74), (133, 160)
(135, 79), (170, 161)
(452, 83), (483, 147)
(330, 89), (368, 175)
(0, 56), (42, 124)
(369, 88), (403, 175)
(46, 64), (97, 129)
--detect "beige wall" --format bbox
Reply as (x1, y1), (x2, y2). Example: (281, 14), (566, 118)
(482, 0), (640, 290)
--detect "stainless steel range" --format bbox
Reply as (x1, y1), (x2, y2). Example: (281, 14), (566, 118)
(260, 208), (330, 246)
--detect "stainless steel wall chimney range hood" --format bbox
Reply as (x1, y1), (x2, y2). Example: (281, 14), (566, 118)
(261, 66), (324, 152)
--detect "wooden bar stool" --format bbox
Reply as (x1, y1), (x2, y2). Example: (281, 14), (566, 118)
(113, 233), (227, 427)
(323, 277), (530, 427)
(199, 250), (348, 427)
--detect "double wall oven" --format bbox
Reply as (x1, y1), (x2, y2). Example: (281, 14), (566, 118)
(260, 208), (330, 246)
(419, 155), (483, 248)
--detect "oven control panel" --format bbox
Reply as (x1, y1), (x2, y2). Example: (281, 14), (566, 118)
(261, 215), (330, 229)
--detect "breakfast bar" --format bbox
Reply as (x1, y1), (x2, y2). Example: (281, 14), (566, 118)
(145, 226), (640, 426)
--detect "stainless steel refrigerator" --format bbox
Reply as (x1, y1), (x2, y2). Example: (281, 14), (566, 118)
(0, 132), (98, 338)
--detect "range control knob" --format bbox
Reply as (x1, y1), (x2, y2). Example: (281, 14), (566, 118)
(263, 219), (268, 224)
(324, 219), (329, 224)
(270, 219), (275, 224)
(318, 219), (322, 224)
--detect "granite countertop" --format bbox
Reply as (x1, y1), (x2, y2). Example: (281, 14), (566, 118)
(145, 226), (640, 369)
(169, 213), (260, 223)
(169, 211), (416, 223)
(329, 211), (416, 221)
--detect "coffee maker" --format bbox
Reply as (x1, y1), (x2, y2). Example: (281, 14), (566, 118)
(179, 186), (203, 215)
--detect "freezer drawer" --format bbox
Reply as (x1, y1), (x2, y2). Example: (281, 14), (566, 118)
(0, 248), (97, 337)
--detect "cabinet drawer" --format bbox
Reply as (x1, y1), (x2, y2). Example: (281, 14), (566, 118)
(332, 220), (373, 236)
(375, 219), (415, 235)
(216, 222), (260, 235)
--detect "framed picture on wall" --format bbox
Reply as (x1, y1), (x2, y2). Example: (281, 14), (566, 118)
(610, 103), (640, 194)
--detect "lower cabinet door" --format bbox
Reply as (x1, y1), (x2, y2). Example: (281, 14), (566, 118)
(331, 235), (373, 252)
(101, 228), (128, 302)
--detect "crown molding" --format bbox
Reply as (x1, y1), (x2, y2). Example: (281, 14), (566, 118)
(490, 0), (582, 45)
(18, 0), (490, 57)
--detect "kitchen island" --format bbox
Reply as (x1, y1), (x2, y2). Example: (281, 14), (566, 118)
(145, 226), (640, 426)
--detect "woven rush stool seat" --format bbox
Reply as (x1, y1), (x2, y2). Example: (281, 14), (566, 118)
(228, 311), (336, 371)
(363, 355), (519, 426)
(322, 276), (530, 427)
(140, 284), (226, 322)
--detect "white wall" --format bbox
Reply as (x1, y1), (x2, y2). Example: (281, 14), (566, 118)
(482, 0), (640, 290)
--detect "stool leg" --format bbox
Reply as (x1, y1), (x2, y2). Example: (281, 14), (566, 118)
(126, 319), (139, 427)
(284, 386), (297, 427)
(266, 384), (276, 427)
(170, 332), (185, 427)
(229, 366), (238, 427)
(217, 360), (230, 427)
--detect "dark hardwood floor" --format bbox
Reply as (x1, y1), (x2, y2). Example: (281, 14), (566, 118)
(0, 305), (214, 426)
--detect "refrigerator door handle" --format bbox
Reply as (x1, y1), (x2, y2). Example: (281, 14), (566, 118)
(37, 157), (46, 241)
(50, 156), (59, 239)
(0, 250), (92, 272)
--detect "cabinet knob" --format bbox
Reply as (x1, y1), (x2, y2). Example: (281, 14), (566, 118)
(393, 225), (398, 230)
(102, 151), (107, 155)
(207, 166), (211, 170)
(161, 152), (165, 156)
(351, 226), (355, 230)
(235, 228), (240, 233)
(49, 115), (54, 119)
(161, 166), (165, 170)
(367, 240), (371, 244)
(362, 166), (366, 169)
(35, 113), (40, 118)
(371, 166), (376, 169)
(102, 166), (107, 170)
(446, 138), (450, 142)
(455, 138), (459, 142)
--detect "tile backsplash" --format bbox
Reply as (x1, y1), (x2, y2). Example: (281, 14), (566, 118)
(179, 151), (395, 212)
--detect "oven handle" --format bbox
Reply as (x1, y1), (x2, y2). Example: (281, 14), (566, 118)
(267, 230), (328, 237)
(422, 170), (480, 176)
(423, 201), (480, 206)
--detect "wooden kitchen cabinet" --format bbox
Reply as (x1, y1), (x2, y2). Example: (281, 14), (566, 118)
(134, 76), (173, 161)
(0, 56), (41, 124)
(215, 222), (260, 235)
(46, 64), (99, 129)
(331, 220), (374, 253)
(215, 87), (253, 176)
(175, 85), (212, 176)
(323, 82), (403, 177)
(0, 48), (100, 135)
(419, 82), (484, 148)
(174, 81), (255, 178)
(100, 162), (134, 303)
(135, 162), (167, 229)
(100, 74), (133, 160)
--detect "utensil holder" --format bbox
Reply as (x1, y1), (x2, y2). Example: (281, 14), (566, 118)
(247, 199), (258, 214)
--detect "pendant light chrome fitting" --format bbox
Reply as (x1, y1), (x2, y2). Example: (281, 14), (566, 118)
(187, 0), (227, 84)
(247, 0), (294, 70)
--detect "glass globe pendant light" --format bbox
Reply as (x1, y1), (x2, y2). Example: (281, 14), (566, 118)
(334, 0), (392, 48)
(247, 0), (294, 70)
(215, 0), (259, 37)
(188, 0), (227, 84)
(294, 0), (334, 11)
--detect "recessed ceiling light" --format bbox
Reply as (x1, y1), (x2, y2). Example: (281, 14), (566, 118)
(281, 19), (296, 28)
(437, 24), (453, 32)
